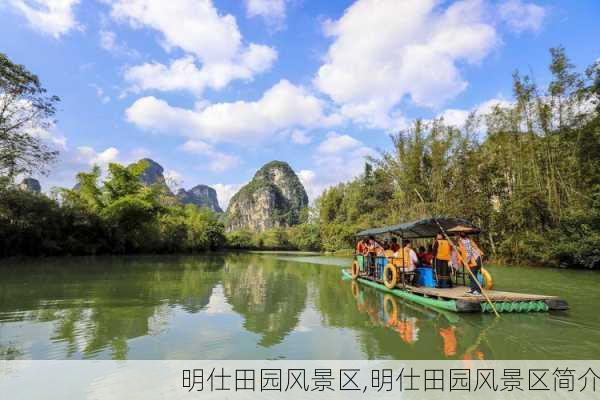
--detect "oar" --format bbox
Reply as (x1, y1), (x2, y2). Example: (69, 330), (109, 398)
(414, 189), (501, 318)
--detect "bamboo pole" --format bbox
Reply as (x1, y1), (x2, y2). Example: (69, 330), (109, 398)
(414, 189), (501, 318)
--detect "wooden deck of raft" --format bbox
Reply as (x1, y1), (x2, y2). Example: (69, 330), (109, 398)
(356, 273), (569, 312)
(406, 284), (557, 302)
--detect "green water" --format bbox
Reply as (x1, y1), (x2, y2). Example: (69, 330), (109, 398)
(0, 253), (598, 360)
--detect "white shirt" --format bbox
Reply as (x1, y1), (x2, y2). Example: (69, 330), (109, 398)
(407, 248), (418, 271)
(393, 248), (419, 271)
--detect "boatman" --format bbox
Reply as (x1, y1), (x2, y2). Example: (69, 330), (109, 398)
(433, 233), (452, 288)
(366, 236), (381, 277)
(458, 232), (484, 296)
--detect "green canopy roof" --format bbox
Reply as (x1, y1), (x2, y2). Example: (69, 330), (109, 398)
(355, 217), (481, 239)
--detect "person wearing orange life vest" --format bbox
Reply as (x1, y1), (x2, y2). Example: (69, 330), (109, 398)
(458, 231), (484, 296)
(433, 233), (453, 288)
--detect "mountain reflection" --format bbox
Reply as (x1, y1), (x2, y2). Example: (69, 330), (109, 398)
(222, 255), (307, 347)
(0, 254), (503, 360)
(0, 254), (312, 359)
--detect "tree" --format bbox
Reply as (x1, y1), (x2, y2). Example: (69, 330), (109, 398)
(0, 53), (59, 181)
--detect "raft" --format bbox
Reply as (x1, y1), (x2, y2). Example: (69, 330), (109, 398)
(341, 269), (568, 313)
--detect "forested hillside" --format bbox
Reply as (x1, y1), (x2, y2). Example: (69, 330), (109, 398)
(317, 47), (600, 268)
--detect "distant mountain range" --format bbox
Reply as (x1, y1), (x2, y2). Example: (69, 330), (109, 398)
(23, 158), (309, 232)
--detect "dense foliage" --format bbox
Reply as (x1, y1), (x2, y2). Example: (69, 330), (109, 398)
(317, 48), (600, 269)
(0, 161), (226, 257)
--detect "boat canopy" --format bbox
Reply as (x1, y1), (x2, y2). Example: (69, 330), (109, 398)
(355, 217), (481, 239)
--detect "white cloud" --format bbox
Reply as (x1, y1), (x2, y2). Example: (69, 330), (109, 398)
(499, 0), (546, 33)
(245, 0), (286, 29)
(7, 0), (81, 38)
(314, 0), (498, 129)
(438, 97), (512, 128)
(30, 125), (68, 150)
(130, 147), (151, 160)
(181, 140), (240, 173)
(108, 0), (277, 95)
(76, 146), (120, 166)
(99, 29), (139, 57)
(124, 45), (276, 95)
(164, 169), (183, 190)
(213, 183), (243, 210)
(301, 133), (377, 201)
(290, 129), (311, 145)
(126, 80), (335, 145)
(298, 169), (321, 201)
(317, 132), (362, 154)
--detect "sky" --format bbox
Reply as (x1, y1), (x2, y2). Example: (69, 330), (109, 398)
(1, 0), (599, 208)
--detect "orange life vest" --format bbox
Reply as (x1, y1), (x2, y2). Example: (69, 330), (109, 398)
(435, 239), (451, 261)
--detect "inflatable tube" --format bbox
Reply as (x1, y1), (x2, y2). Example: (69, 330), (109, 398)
(351, 260), (360, 280)
(383, 265), (397, 289)
(351, 281), (359, 298)
(481, 268), (493, 289)
(383, 294), (398, 325)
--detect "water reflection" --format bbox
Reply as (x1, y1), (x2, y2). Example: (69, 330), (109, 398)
(0, 256), (228, 359)
(0, 254), (313, 359)
(346, 281), (493, 360)
(1, 253), (599, 360)
(222, 257), (307, 347)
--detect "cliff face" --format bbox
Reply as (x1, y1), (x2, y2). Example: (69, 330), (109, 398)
(128, 158), (174, 196)
(19, 178), (41, 193)
(134, 158), (168, 187)
(226, 161), (308, 232)
(177, 184), (222, 212)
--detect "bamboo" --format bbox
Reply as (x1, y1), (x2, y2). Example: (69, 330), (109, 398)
(414, 189), (501, 318)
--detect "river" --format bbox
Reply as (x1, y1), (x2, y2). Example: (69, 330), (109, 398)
(0, 252), (598, 360)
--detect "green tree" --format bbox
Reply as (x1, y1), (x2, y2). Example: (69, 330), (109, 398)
(0, 53), (59, 180)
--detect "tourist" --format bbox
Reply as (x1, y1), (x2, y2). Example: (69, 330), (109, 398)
(366, 236), (381, 276)
(433, 233), (453, 288)
(421, 245), (433, 266)
(417, 246), (427, 265)
(399, 240), (419, 272)
(390, 237), (401, 252)
(356, 238), (367, 255)
(458, 232), (484, 296)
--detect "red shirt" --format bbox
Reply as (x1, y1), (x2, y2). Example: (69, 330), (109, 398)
(422, 252), (433, 265)
(356, 241), (366, 254)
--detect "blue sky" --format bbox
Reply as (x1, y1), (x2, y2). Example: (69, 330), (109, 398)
(1, 0), (599, 207)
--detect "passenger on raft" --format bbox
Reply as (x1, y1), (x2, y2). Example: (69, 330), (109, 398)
(390, 237), (401, 253)
(433, 233), (453, 288)
(458, 232), (484, 296)
(417, 246), (433, 267)
(355, 238), (367, 256)
(396, 240), (419, 284)
(366, 236), (382, 276)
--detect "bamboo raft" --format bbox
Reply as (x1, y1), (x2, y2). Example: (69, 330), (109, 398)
(348, 217), (569, 314)
(342, 269), (569, 313)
